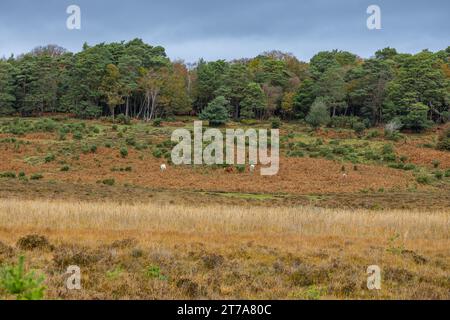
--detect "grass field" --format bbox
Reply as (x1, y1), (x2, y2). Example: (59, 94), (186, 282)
(0, 199), (448, 300)
(0, 116), (449, 300)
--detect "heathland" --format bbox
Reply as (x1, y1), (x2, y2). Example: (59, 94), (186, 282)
(0, 116), (449, 299)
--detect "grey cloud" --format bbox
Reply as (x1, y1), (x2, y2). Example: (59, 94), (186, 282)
(0, 0), (448, 62)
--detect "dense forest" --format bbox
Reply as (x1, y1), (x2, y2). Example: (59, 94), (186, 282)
(0, 39), (449, 131)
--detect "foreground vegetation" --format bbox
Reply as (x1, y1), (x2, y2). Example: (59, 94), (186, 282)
(0, 199), (448, 300)
(0, 115), (448, 300)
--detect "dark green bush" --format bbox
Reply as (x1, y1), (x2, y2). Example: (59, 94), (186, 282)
(0, 172), (16, 179)
(44, 153), (55, 163)
(152, 149), (163, 158)
(436, 127), (450, 151)
(270, 117), (282, 129)
(126, 137), (136, 146)
(116, 114), (131, 125)
(120, 147), (128, 158)
(153, 118), (162, 127)
(287, 150), (305, 157)
(72, 131), (83, 140)
(30, 173), (43, 180)
(102, 178), (115, 186)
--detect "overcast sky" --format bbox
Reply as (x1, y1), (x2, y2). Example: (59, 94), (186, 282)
(0, 0), (448, 62)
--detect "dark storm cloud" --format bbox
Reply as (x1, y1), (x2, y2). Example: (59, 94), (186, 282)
(0, 0), (448, 62)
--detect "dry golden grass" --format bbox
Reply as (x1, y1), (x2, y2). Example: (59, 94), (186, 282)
(0, 199), (448, 239)
(0, 198), (449, 300)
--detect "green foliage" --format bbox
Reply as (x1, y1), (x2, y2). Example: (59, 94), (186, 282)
(30, 173), (43, 180)
(270, 117), (282, 129)
(120, 147), (128, 158)
(329, 116), (361, 129)
(125, 137), (136, 146)
(90, 144), (97, 153)
(388, 163), (416, 171)
(0, 60), (17, 115)
(44, 153), (55, 163)
(152, 149), (163, 158)
(0, 256), (46, 300)
(366, 130), (380, 139)
(0, 171), (16, 179)
(106, 266), (123, 280)
(434, 170), (443, 180)
(199, 96), (230, 127)
(153, 118), (162, 127)
(144, 265), (167, 280)
(416, 174), (432, 185)
(401, 103), (432, 132)
(60, 165), (70, 172)
(0, 41), (448, 129)
(352, 122), (366, 137)
(293, 79), (316, 119)
(306, 98), (330, 128)
(102, 178), (115, 186)
(432, 160), (440, 168)
(436, 127), (450, 151)
(240, 82), (267, 119)
(116, 114), (131, 125)
(72, 131), (83, 140)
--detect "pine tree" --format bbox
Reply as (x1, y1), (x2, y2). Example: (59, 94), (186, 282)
(199, 96), (230, 126)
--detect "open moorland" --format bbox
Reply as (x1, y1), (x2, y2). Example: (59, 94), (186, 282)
(0, 116), (449, 300)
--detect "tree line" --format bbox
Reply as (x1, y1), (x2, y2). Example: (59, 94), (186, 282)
(0, 39), (449, 131)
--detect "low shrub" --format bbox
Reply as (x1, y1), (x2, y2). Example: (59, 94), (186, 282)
(30, 173), (43, 180)
(365, 130), (380, 139)
(153, 118), (162, 127)
(434, 170), (443, 180)
(0, 172), (16, 179)
(116, 114), (131, 125)
(17, 234), (51, 251)
(270, 117), (282, 129)
(436, 127), (450, 151)
(126, 137), (136, 146)
(44, 153), (55, 163)
(102, 178), (115, 186)
(152, 149), (163, 158)
(432, 160), (440, 168)
(120, 147), (128, 158)
(416, 174), (432, 185)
